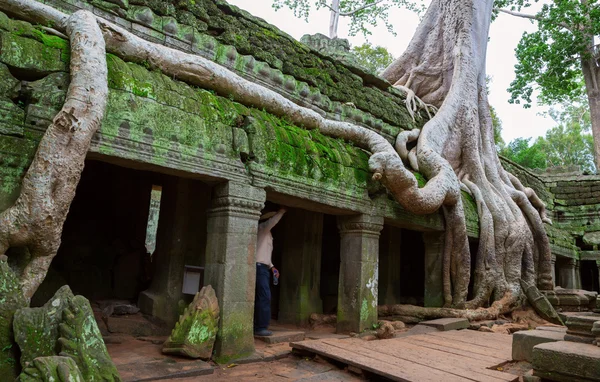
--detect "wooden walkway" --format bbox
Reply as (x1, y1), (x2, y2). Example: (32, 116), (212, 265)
(291, 329), (517, 382)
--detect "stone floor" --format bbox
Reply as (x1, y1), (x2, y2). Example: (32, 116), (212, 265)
(105, 322), (355, 381)
(169, 355), (368, 381)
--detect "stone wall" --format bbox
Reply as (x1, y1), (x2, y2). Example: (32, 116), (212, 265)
(0, 3), (452, 234)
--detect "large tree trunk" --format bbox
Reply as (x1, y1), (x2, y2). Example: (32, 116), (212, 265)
(0, 6), (108, 300)
(381, 0), (553, 313)
(581, 56), (600, 172)
(329, 0), (341, 39)
(1, 0), (555, 321)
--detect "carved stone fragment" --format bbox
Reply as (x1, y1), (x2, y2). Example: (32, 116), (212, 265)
(162, 286), (219, 359)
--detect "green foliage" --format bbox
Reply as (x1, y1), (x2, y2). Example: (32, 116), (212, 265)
(501, 98), (596, 173)
(351, 42), (394, 74)
(271, 0), (425, 38)
(495, 0), (599, 107)
(490, 104), (505, 150)
(501, 137), (547, 170)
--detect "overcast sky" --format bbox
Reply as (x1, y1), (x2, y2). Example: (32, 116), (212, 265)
(227, 0), (553, 144)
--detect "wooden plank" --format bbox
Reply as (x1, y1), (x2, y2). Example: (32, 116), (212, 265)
(406, 334), (512, 360)
(430, 330), (513, 347)
(291, 340), (473, 382)
(428, 331), (513, 357)
(401, 336), (507, 364)
(338, 339), (517, 382)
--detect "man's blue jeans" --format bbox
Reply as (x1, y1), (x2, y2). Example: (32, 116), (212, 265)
(254, 263), (271, 332)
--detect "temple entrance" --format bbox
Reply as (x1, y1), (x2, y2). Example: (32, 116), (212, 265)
(31, 160), (161, 306)
(379, 226), (426, 306)
(31, 160), (212, 329)
(267, 207), (340, 326)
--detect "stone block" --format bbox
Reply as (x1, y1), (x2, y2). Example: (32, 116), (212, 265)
(564, 313), (600, 344)
(537, 325), (567, 333)
(512, 329), (565, 362)
(533, 341), (600, 382)
(419, 318), (470, 331)
(255, 330), (305, 344)
(162, 286), (219, 360)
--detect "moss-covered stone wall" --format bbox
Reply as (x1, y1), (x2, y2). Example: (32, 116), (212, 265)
(0, 11), (438, 231)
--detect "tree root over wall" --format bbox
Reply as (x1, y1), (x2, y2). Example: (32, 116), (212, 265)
(0, 0), (559, 323)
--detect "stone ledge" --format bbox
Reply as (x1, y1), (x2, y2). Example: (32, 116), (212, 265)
(533, 341), (600, 382)
(512, 329), (565, 362)
(418, 318), (470, 331)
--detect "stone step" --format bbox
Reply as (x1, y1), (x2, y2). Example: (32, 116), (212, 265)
(255, 329), (305, 344)
(512, 329), (565, 362)
(533, 341), (600, 382)
(305, 332), (350, 340)
(418, 318), (470, 331)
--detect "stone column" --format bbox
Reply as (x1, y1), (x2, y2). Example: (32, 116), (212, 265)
(278, 209), (324, 326)
(336, 214), (383, 333)
(204, 181), (265, 362)
(550, 255), (556, 288)
(423, 232), (444, 308)
(558, 258), (577, 290)
(575, 260), (582, 290)
(378, 226), (402, 306)
(597, 261), (600, 295)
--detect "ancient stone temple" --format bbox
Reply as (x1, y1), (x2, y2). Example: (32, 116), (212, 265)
(0, 0), (599, 366)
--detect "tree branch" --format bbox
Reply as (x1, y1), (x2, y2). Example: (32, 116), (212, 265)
(495, 8), (572, 30)
(340, 0), (386, 17)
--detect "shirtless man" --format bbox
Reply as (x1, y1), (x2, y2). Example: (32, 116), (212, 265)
(254, 207), (286, 336)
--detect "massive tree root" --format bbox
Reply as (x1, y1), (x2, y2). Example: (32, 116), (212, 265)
(381, 0), (554, 316)
(1, 0), (554, 321)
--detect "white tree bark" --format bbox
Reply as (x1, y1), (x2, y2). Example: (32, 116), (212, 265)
(328, 0), (341, 39)
(0, 7), (107, 300)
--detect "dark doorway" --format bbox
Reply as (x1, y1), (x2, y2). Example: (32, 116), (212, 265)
(320, 214), (341, 315)
(31, 160), (169, 306)
(398, 228), (425, 305)
(581, 260), (599, 292)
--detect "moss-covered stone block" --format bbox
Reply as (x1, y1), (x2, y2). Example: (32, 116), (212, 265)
(18, 356), (83, 382)
(0, 256), (27, 381)
(0, 32), (67, 74)
(162, 286), (219, 360)
(0, 135), (38, 211)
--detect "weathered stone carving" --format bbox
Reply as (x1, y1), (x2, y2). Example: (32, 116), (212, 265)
(162, 286), (219, 360)
(18, 356), (83, 382)
(13, 286), (120, 381)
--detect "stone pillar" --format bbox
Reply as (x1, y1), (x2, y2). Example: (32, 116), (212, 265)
(139, 178), (193, 326)
(204, 181), (265, 362)
(558, 258), (577, 290)
(423, 232), (444, 307)
(378, 226), (402, 306)
(597, 261), (600, 296)
(336, 214), (383, 333)
(550, 255), (556, 288)
(278, 209), (324, 326)
(575, 260), (582, 290)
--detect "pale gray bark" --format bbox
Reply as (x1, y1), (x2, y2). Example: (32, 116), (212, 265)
(383, 0), (553, 314)
(0, 8), (108, 300)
